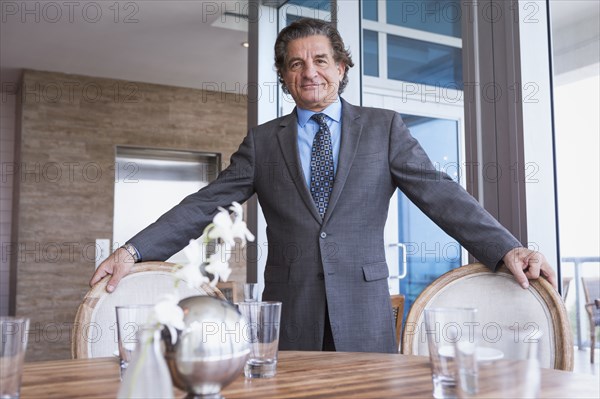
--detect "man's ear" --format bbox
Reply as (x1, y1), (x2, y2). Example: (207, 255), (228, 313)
(278, 72), (289, 94)
(337, 62), (346, 77)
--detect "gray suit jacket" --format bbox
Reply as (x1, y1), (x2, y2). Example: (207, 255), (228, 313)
(130, 99), (521, 353)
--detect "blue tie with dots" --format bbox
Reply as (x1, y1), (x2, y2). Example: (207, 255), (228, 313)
(310, 113), (334, 219)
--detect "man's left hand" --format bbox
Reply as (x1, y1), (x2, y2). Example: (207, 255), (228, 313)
(502, 247), (558, 291)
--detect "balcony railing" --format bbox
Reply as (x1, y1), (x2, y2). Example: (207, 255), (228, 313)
(561, 256), (600, 349)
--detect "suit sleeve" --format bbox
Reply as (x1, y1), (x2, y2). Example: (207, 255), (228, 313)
(387, 113), (521, 269)
(128, 129), (257, 261)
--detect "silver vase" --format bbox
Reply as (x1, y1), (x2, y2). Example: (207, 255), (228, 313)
(164, 296), (250, 399)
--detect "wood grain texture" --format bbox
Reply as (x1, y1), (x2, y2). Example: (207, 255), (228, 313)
(401, 263), (574, 371)
(14, 70), (248, 361)
(391, 294), (405, 349)
(20, 351), (599, 399)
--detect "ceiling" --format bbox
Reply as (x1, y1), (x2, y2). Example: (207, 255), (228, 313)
(0, 0), (251, 92)
(1, 0), (597, 93)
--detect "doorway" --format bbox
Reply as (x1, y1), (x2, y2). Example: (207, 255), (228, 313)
(113, 146), (220, 264)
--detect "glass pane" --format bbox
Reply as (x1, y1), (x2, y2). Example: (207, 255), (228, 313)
(386, 0), (461, 38)
(363, 29), (379, 77)
(549, 0), (600, 354)
(284, 0), (331, 11)
(363, 0), (378, 21)
(396, 115), (461, 319)
(281, 0), (332, 26)
(387, 34), (463, 88)
(286, 13), (303, 25)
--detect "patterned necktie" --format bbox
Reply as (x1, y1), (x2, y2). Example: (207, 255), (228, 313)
(310, 113), (335, 219)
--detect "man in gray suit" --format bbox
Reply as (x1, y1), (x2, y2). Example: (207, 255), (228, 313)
(91, 18), (556, 353)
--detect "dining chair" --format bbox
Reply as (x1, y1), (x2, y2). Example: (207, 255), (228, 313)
(72, 261), (224, 359)
(581, 277), (600, 363)
(390, 294), (405, 350)
(401, 262), (573, 371)
(217, 281), (241, 303)
(562, 276), (572, 301)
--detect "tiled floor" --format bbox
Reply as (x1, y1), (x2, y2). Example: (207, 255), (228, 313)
(573, 347), (599, 375)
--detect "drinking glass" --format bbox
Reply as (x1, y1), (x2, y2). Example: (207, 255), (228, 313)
(455, 336), (479, 397)
(460, 339), (540, 399)
(424, 307), (478, 399)
(115, 304), (154, 379)
(1, 317), (30, 399)
(237, 301), (282, 378)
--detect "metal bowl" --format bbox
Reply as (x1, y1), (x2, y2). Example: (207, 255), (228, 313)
(164, 296), (249, 399)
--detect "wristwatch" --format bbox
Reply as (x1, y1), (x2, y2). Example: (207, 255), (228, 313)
(120, 243), (140, 263)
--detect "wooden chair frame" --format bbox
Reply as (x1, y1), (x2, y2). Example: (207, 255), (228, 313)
(390, 294), (405, 349)
(401, 263), (574, 371)
(217, 281), (242, 303)
(72, 261), (224, 359)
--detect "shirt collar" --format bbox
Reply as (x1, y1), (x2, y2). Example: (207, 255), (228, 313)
(296, 97), (342, 128)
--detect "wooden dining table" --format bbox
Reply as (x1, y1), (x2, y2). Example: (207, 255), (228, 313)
(20, 351), (599, 398)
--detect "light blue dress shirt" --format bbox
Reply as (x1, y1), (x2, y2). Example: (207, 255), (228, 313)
(296, 98), (342, 188)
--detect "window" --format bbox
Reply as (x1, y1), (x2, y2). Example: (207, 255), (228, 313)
(361, 0), (465, 316)
(363, 29), (379, 77)
(387, 34), (463, 88)
(386, 0), (461, 38)
(396, 115), (461, 301)
(362, 0), (378, 21)
(549, 0), (600, 353)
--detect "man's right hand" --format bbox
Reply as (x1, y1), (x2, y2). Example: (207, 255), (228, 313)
(89, 248), (135, 292)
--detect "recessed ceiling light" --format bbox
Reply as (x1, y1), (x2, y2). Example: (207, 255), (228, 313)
(241, 42), (249, 48)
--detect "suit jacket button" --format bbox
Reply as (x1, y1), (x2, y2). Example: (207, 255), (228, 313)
(320, 232), (327, 239)
(317, 272), (325, 280)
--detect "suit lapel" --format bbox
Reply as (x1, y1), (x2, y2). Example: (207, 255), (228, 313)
(323, 99), (363, 225)
(276, 110), (322, 223)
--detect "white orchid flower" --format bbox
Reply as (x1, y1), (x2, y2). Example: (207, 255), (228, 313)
(229, 202), (255, 244)
(152, 293), (185, 344)
(183, 237), (206, 268)
(229, 202), (244, 222)
(144, 203), (256, 346)
(207, 207), (235, 245)
(204, 242), (233, 286)
(231, 219), (255, 244)
(175, 263), (209, 289)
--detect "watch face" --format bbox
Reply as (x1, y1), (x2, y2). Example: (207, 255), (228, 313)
(123, 244), (138, 262)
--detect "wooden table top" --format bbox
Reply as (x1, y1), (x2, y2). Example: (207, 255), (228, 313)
(21, 351), (599, 398)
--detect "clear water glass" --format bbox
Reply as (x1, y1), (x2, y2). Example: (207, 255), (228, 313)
(237, 301), (282, 378)
(424, 307), (478, 399)
(115, 304), (154, 379)
(1, 317), (30, 399)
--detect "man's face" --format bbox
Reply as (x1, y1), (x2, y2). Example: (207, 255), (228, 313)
(282, 35), (345, 112)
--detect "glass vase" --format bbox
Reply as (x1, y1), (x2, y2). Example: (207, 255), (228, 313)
(117, 327), (174, 399)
